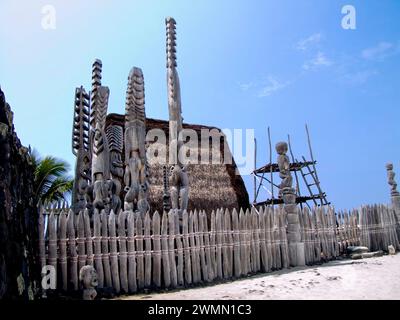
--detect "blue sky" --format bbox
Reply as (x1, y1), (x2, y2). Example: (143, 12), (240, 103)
(1, 0), (399, 210)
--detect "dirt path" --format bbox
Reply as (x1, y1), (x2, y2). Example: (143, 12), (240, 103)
(118, 254), (400, 300)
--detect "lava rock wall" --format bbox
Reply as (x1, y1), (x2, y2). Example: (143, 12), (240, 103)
(0, 88), (39, 300)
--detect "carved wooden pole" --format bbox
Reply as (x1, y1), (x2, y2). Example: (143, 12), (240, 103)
(91, 86), (111, 211)
(107, 125), (124, 213)
(124, 67), (149, 216)
(276, 141), (305, 266)
(90, 59), (103, 147)
(386, 163), (400, 220)
(166, 17), (189, 213)
(163, 165), (171, 212)
(72, 86), (91, 213)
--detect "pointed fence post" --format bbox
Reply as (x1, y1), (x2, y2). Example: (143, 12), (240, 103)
(109, 210), (120, 293)
(215, 209), (223, 279)
(232, 208), (242, 277)
(67, 210), (78, 291)
(93, 209), (104, 288)
(144, 212), (152, 288)
(136, 213), (145, 290)
(127, 211), (137, 293)
(101, 209), (112, 288)
(198, 210), (208, 282)
(77, 210), (86, 272)
(168, 210), (178, 287)
(48, 209), (57, 289)
(174, 210), (184, 286)
(118, 210), (129, 293)
(152, 211), (161, 288)
(59, 209), (68, 291)
(182, 210), (192, 285)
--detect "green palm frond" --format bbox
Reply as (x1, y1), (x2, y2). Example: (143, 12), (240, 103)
(29, 149), (74, 205)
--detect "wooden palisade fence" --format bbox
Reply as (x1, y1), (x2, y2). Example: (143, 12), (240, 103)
(38, 203), (400, 295)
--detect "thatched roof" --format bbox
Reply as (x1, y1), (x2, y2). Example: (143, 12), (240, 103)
(106, 114), (249, 212)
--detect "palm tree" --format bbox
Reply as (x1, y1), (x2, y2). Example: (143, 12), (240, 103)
(29, 150), (74, 205)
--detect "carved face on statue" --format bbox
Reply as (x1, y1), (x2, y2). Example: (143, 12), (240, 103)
(275, 142), (288, 155)
(79, 265), (98, 289)
(386, 163), (394, 171)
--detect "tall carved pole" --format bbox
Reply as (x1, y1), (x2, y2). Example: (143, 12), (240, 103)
(90, 59), (103, 150)
(386, 163), (400, 219)
(72, 86), (91, 213)
(166, 17), (189, 212)
(124, 67), (149, 216)
(276, 141), (305, 266)
(163, 165), (171, 212)
(91, 86), (111, 211)
(107, 125), (124, 213)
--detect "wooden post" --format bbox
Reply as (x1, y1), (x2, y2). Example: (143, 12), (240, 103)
(118, 210), (129, 293)
(193, 210), (202, 282)
(202, 210), (214, 282)
(174, 210), (184, 286)
(210, 210), (217, 279)
(222, 209), (229, 279)
(264, 207), (273, 271)
(101, 209), (112, 288)
(59, 209), (68, 291)
(273, 207), (281, 269)
(198, 210), (208, 282)
(48, 209), (57, 289)
(77, 210), (86, 273)
(215, 209), (223, 279)
(168, 210), (178, 287)
(152, 211), (161, 288)
(245, 209), (252, 273)
(93, 209), (104, 288)
(239, 208), (247, 275)
(249, 208), (256, 273)
(144, 211), (152, 288)
(226, 208), (234, 277)
(136, 213), (145, 289)
(279, 206), (290, 269)
(83, 209), (93, 267)
(127, 210), (137, 293)
(161, 211), (171, 287)
(252, 208), (260, 272)
(67, 210), (78, 290)
(109, 210), (120, 293)
(182, 210), (192, 285)
(38, 205), (46, 277)
(232, 208), (242, 277)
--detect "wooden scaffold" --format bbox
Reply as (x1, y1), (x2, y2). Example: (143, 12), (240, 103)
(252, 124), (330, 209)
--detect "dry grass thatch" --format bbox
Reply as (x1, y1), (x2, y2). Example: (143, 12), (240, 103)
(106, 114), (249, 212)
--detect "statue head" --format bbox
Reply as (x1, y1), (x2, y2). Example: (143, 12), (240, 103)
(275, 142), (288, 155)
(79, 265), (98, 289)
(386, 163), (394, 170)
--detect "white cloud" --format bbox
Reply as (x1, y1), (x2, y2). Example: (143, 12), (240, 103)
(302, 52), (333, 70)
(340, 70), (378, 85)
(257, 76), (290, 97)
(361, 42), (397, 61)
(296, 33), (322, 51)
(239, 82), (253, 91)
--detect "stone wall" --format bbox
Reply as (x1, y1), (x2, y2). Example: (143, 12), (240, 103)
(0, 88), (39, 300)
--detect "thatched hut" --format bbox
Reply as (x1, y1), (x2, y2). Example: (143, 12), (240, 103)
(106, 114), (249, 213)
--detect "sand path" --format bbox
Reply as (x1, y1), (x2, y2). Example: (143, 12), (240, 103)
(118, 254), (400, 300)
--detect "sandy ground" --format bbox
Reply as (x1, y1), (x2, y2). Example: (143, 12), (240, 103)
(118, 254), (400, 300)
